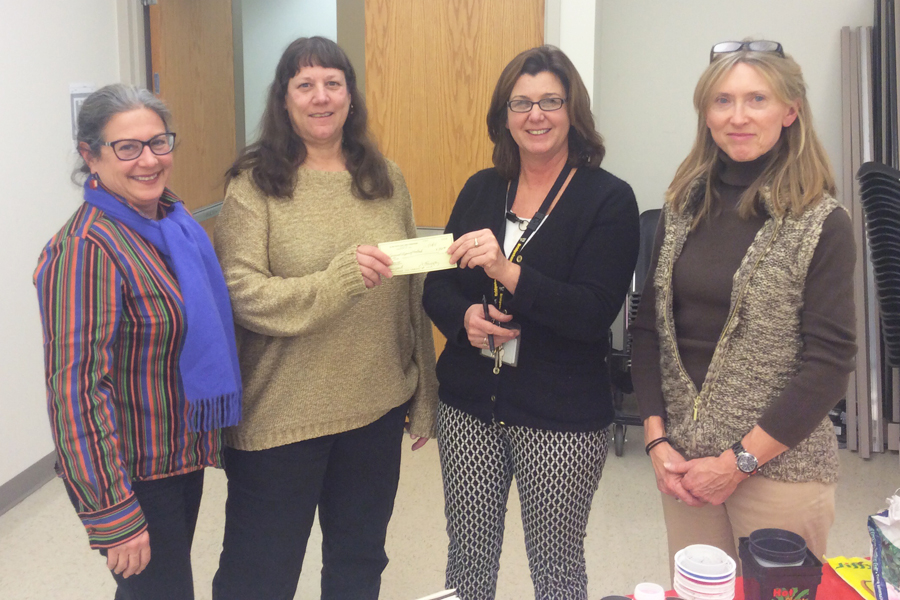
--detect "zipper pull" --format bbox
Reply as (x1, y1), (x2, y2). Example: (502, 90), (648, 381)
(692, 397), (700, 420)
(493, 347), (502, 374)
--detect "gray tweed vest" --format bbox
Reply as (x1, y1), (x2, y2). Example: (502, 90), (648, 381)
(654, 189), (843, 483)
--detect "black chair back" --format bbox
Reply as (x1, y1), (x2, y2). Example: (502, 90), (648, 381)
(857, 162), (900, 366)
(633, 209), (661, 295)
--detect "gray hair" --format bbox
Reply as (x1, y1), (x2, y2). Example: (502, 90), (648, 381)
(73, 83), (172, 181)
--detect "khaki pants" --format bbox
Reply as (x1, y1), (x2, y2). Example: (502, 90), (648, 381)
(660, 476), (836, 579)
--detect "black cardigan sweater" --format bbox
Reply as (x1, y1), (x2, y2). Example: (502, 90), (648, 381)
(423, 166), (640, 432)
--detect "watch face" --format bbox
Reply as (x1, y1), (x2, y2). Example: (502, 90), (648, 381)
(736, 452), (758, 473)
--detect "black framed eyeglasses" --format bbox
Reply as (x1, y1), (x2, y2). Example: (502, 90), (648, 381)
(710, 40), (784, 63)
(507, 97), (566, 113)
(103, 132), (176, 161)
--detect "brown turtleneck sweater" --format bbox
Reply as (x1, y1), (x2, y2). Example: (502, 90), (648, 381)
(631, 153), (857, 447)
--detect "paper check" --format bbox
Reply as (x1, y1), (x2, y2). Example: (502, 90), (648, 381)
(378, 233), (456, 276)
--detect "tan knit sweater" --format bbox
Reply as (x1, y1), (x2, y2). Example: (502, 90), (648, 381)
(214, 161), (438, 450)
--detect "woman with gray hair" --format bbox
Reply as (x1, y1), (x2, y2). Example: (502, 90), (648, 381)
(632, 40), (856, 574)
(34, 83), (241, 598)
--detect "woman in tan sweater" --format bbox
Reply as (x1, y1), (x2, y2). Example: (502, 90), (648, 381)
(212, 37), (438, 600)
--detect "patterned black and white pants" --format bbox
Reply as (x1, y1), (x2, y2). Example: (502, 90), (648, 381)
(437, 402), (610, 600)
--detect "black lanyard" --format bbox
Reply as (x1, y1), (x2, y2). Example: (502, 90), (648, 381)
(493, 164), (572, 311)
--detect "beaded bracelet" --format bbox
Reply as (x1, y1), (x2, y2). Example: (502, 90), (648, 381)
(645, 436), (670, 455)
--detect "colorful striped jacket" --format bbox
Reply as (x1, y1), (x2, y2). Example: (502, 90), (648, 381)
(34, 193), (222, 549)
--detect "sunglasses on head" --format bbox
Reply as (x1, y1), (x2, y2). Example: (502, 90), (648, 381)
(710, 40), (784, 63)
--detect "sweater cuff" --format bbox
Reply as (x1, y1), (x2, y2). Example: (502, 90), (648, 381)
(332, 246), (368, 299)
(509, 264), (538, 313)
(408, 391), (438, 439)
(79, 494), (147, 549)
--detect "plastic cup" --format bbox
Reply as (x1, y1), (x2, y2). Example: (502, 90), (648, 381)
(633, 582), (666, 600)
(674, 544), (737, 579)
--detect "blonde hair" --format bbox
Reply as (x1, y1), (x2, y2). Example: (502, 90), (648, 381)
(666, 46), (836, 226)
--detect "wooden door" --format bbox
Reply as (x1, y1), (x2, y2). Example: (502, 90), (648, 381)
(148, 0), (237, 236)
(366, 0), (543, 228)
(365, 0), (543, 356)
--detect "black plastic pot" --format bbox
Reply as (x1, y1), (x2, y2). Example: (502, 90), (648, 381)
(748, 528), (808, 566)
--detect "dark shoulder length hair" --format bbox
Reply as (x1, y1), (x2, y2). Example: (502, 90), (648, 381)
(486, 45), (605, 180)
(226, 36), (392, 200)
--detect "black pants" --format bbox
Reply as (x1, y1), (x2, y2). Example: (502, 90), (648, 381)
(212, 402), (408, 600)
(89, 469), (204, 600)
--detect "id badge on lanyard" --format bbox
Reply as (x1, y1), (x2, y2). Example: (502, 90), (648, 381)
(484, 164), (572, 373)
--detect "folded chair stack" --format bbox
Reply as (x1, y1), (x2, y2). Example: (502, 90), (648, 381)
(857, 161), (900, 367)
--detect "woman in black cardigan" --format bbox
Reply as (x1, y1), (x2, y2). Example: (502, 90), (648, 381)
(423, 45), (639, 600)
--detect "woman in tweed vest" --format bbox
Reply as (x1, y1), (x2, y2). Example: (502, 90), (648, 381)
(631, 40), (857, 575)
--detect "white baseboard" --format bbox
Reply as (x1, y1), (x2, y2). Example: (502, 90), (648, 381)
(0, 452), (56, 517)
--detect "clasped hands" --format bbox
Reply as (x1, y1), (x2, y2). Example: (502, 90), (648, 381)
(649, 442), (747, 507)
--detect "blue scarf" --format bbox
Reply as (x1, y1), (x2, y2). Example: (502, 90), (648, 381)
(84, 178), (242, 432)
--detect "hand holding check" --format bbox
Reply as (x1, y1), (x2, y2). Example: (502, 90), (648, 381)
(377, 234), (456, 276)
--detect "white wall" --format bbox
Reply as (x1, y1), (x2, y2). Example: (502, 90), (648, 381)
(547, 0), (597, 107)
(241, 0), (337, 142)
(594, 0), (873, 213)
(0, 0), (122, 487)
(0, 0), (877, 489)
(116, 0), (147, 88)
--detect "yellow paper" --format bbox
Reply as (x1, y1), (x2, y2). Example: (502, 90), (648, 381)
(826, 556), (877, 600)
(378, 234), (456, 276)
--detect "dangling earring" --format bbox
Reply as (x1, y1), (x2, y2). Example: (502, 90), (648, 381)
(88, 173), (99, 190)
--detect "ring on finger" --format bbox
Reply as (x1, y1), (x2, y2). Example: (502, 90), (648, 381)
(482, 336), (488, 348)
(474, 237), (479, 247)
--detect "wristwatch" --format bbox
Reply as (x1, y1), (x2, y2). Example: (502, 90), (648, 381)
(731, 441), (759, 475)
